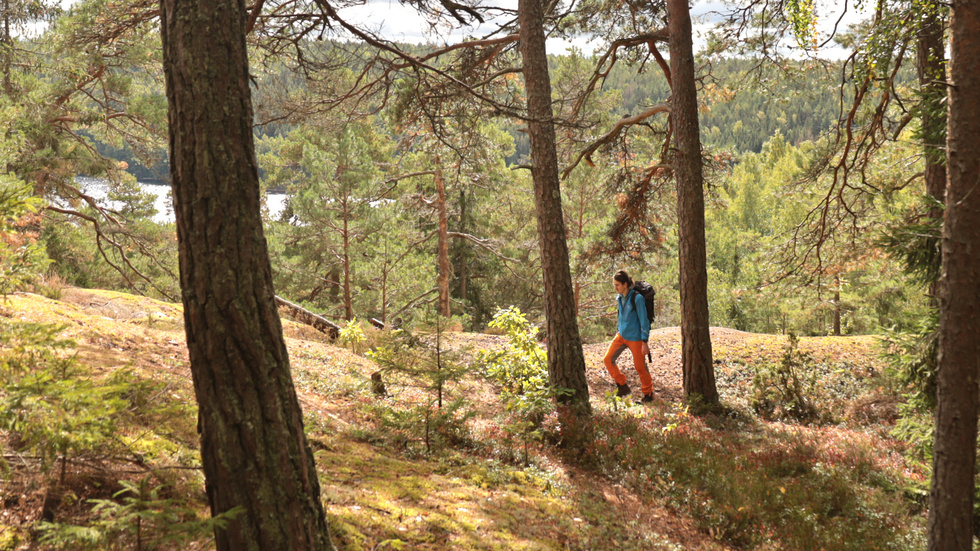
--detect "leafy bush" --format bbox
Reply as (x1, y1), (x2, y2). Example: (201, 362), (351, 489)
(476, 307), (573, 462)
(477, 307), (556, 420)
(339, 318), (367, 355)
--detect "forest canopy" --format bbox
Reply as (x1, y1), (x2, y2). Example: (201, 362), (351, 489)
(13, 28), (920, 340)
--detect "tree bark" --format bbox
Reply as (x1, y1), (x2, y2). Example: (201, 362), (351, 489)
(342, 196), (354, 321)
(1, 0), (11, 96)
(916, 3), (947, 208)
(159, 0), (334, 549)
(667, 0), (718, 403)
(329, 265), (341, 305)
(381, 254), (390, 325)
(916, 1), (947, 303)
(833, 275), (842, 336)
(518, 0), (591, 411)
(928, 0), (980, 547)
(435, 164), (452, 317)
(457, 188), (469, 305)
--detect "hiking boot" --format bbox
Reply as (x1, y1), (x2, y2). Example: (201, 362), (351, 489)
(637, 393), (654, 404)
(615, 383), (631, 397)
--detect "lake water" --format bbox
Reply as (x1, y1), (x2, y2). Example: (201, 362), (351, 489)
(76, 177), (287, 223)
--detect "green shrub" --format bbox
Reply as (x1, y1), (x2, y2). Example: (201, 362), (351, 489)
(882, 315), (938, 464)
(0, 320), (183, 482)
(477, 306), (560, 422)
(0, 321), (135, 479)
(476, 307), (574, 463)
(749, 332), (821, 423)
(569, 406), (925, 549)
(339, 318), (367, 355)
(366, 398), (474, 457)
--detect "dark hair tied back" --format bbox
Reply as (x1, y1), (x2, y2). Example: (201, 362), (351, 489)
(614, 270), (633, 287)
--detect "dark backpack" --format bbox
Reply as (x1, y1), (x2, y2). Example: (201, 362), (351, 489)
(631, 280), (656, 324)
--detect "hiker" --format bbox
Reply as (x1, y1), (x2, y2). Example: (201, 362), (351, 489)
(603, 270), (654, 403)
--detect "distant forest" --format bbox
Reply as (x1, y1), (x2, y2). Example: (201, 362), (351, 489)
(98, 55), (865, 179)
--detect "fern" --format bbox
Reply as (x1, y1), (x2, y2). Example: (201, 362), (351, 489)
(38, 478), (242, 550)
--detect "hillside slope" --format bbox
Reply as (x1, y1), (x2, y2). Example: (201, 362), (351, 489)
(0, 289), (924, 550)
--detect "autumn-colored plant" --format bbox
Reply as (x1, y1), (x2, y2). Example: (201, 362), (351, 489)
(564, 404), (925, 549)
(0, 176), (48, 296)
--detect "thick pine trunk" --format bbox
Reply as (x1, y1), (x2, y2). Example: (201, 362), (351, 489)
(159, 0), (334, 549)
(928, 0), (980, 547)
(667, 0), (718, 403)
(518, 0), (591, 411)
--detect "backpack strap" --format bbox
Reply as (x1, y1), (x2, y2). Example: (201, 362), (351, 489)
(629, 288), (643, 324)
(631, 289), (649, 344)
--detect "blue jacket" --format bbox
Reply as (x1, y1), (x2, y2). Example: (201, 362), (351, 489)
(617, 288), (650, 342)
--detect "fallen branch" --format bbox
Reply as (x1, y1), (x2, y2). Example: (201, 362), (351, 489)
(274, 295), (340, 339)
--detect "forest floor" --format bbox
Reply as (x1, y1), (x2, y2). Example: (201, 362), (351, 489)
(0, 288), (927, 550)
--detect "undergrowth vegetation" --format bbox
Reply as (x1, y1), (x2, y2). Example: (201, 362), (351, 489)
(363, 313), (476, 457)
(1, 292), (930, 550)
(551, 403), (924, 549)
(0, 312), (210, 550)
(328, 310), (927, 549)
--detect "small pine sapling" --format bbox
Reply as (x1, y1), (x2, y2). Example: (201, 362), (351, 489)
(0, 321), (129, 481)
(364, 310), (474, 454)
(338, 318), (366, 355)
(749, 332), (819, 422)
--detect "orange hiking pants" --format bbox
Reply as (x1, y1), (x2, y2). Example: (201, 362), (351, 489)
(603, 333), (653, 395)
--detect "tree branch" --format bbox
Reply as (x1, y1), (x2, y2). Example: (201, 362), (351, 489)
(562, 103), (671, 179)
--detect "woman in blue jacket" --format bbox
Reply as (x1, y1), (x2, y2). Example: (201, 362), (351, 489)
(603, 270), (654, 403)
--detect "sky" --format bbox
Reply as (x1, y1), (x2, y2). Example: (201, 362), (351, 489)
(336, 0), (870, 57)
(32, 0), (868, 59)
